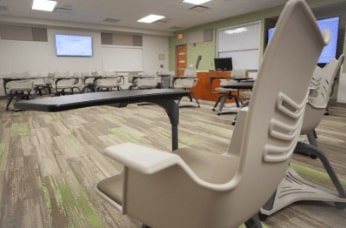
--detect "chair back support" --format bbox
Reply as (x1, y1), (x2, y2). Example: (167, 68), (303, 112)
(301, 54), (344, 134)
(183, 68), (196, 77)
(173, 77), (197, 88)
(135, 76), (158, 89)
(224, 0), (327, 223)
(231, 69), (247, 79)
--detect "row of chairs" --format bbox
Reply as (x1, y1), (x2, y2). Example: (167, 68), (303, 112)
(3, 71), (134, 110)
(3, 70), (201, 110)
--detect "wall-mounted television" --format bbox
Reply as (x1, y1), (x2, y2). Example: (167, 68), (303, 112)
(214, 57), (233, 71)
(55, 34), (93, 57)
(267, 16), (340, 64)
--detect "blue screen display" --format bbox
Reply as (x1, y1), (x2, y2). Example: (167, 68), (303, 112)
(268, 17), (339, 64)
(55, 34), (93, 57)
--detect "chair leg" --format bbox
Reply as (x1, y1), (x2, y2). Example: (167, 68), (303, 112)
(6, 94), (15, 110)
(212, 95), (224, 111)
(245, 213), (262, 228)
(294, 130), (318, 158)
(217, 95), (228, 113)
(190, 92), (200, 107)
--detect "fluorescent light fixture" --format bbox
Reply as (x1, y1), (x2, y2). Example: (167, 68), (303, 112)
(183, 0), (212, 5)
(224, 27), (248, 35)
(32, 0), (57, 12)
(137, 14), (165, 24)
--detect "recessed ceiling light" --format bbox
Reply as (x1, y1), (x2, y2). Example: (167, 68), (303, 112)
(137, 14), (165, 24)
(183, 0), (212, 5)
(32, 0), (57, 12)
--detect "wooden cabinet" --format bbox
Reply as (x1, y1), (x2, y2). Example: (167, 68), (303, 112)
(190, 71), (231, 102)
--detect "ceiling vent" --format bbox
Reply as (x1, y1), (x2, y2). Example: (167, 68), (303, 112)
(103, 18), (120, 23)
(189, 5), (209, 12)
(54, 5), (72, 14)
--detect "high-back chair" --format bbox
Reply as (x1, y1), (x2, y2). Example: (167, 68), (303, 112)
(95, 0), (328, 227)
(95, 71), (124, 91)
(54, 71), (81, 95)
(5, 72), (34, 110)
(261, 54), (346, 217)
(213, 69), (248, 114)
(173, 68), (200, 107)
(133, 75), (158, 89)
(301, 55), (344, 145)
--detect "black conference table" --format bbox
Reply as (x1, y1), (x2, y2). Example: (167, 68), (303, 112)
(14, 89), (189, 151)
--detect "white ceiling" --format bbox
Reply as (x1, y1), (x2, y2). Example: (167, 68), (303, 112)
(0, 0), (344, 36)
(0, 0), (289, 35)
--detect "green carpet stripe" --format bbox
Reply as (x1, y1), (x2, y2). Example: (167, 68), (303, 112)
(48, 113), (58, 122)
(110, 127), (143, 144)
(42, 183), (53, 223)
(0, 144), (5, 167)
(101, 114), (122, 124)
(11, 123), (29, 136)
(49, 176), (102, 227)
(179, 133), (198, 146)
(196, 123), (233, 136)
(292, 162), (346, 189)
(153, 127), (171, 137)
(65, 135), (81, 155)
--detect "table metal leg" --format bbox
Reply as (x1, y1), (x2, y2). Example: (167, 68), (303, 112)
(150, 99), (179, 151)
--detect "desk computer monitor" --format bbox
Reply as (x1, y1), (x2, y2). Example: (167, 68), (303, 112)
(214, 57), (233, 71)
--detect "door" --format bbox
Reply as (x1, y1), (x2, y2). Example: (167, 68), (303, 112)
(176, 45), (187, 76)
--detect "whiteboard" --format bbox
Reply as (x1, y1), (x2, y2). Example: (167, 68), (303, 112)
(216, 21), (261, 70)
(219, 50), (259, 69)
(101, 46), (143, 71)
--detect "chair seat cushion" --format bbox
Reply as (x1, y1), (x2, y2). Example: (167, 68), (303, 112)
(96, 173), (124, 205)
(176, 148), (239, 184)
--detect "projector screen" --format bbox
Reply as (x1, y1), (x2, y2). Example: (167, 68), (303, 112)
(55, 34), (93, 57)
(267, 17), (340, 64)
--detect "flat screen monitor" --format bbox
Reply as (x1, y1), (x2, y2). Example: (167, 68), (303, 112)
(55, 34), (93, 57)
(267, 16), (340, 64)
(214, 57), (233, 71)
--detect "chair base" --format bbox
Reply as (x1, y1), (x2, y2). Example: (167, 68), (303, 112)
(177, 92), (200, 108)
(212, 91), (242, 115)
(260, 167), (346, 216)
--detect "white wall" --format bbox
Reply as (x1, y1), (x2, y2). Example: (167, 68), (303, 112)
(142, 35), (169, 75)
(0, 27), (169, 75)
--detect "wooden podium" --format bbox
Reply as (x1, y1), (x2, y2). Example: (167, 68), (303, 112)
(189, 71), (231, 102)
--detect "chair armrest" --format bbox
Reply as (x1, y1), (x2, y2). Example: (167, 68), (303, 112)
(105, 143), (241, 191)
(104, 143), (181, 174)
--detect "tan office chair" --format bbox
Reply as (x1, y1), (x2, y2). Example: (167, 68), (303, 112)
(213, 69), (248, 114)
(173, 68), (200, 107)
(5, 72), (34, 110)
(128, 72), (158, 90)
(95, 1), (328, 227)
(95, 71), (124, 91)
(261, 54), (346, 217)
(54, 71), (81, 95)
(29, 72), (49, 96)
(80, 71), (101, 92)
